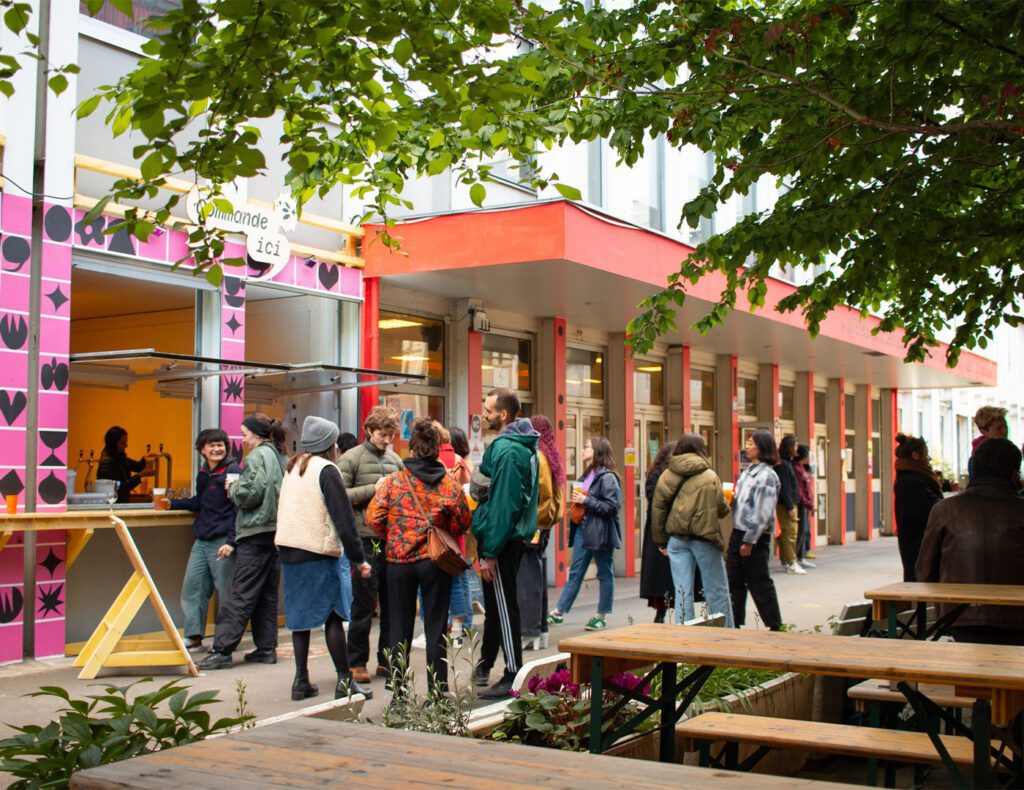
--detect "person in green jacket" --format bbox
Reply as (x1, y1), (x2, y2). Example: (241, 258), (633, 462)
(198, 414), (287, 670)
(472, 387), (539, 699)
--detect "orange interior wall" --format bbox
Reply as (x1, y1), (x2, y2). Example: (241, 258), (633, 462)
(68, 308), (196, 494)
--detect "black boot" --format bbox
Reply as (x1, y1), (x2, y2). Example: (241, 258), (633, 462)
(336, 672), (373, 700)
(654, 609), (666, 624)
(291, 671), (319, 702)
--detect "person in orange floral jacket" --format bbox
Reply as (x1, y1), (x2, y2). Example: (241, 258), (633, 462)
(365, 418), (472, 693)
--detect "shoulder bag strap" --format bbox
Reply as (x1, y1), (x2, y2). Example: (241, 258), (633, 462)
(403, 471), (433, 528)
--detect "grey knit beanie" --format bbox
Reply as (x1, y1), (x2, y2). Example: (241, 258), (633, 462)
(300, 416), (339, 454)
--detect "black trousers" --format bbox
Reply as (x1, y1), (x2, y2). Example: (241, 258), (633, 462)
(347, 536), (389, 669)
(517, 531), (549, 638)
(480, 540), (524, 681)
(387, 558), (453, 691)
(796, 506), (812, 561)
(726, 530), (782, 631)
(213, 537), (280, 655)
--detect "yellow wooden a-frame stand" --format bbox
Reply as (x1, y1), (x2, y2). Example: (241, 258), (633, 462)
(73, 516), (197, 680)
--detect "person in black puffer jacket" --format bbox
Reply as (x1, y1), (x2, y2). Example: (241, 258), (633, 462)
(774, 435), (803, 575)
(164, 429), (241, 654)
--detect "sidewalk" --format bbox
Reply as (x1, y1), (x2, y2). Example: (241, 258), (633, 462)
(0, 535), (902, 738)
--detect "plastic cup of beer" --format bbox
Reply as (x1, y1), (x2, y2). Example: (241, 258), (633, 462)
(152, 488), (170, 510)
(722, 482), (734, 505)
(463, 483), (477, 511)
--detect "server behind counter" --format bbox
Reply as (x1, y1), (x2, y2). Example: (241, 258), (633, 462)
(96, 426), (153, 503)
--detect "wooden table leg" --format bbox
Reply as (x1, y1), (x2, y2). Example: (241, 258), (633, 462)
(589, 656), (604, 754)
(659, 662), (677, 763)
(74, 571), (151, 679)
(66, 527), (93, 569)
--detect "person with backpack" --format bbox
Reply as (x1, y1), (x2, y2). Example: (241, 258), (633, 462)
(518, 415), (565, 650)
(651, 433), (732, 627)
(547, 436), (621, 632)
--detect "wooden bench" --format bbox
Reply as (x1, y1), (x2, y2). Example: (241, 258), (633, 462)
(847, 679), (973, 714)
(677, 711), (981, 774)
(833, 600), (935, 638)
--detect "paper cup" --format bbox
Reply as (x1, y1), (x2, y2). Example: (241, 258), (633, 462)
(5, 494), (17, 514)
(226, 473), (240, 484)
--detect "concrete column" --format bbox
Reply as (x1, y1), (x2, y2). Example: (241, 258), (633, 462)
(758, 363), (780, 431)
(826, 378), (847, 544)
(608, 333), (635, 577)
(715, 354), (739, 483)
(854, 384), (874, 541)
(339, 300), (360, 435)
(539, 318), (569, 586)
(794, 371), (816, 549)
(666, 344), (691, 441)
(879, 388), (897, 536)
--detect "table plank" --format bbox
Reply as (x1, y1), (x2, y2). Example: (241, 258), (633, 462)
(0, 510), (193, 530)
(71, 718), (857, 789)
(558, 624), (1024, 691)
(865, 582), (1024, 607)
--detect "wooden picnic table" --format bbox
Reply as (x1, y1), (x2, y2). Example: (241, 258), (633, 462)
(0, 511), (195, 678)
(70, 717), (859, 789)
(559, 624), (1024, 787)
(865, 582), (1024, 640)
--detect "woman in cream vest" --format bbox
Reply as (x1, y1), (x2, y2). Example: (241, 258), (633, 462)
(277, 416), (371, 702)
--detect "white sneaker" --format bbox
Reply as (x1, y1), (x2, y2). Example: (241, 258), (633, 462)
(412, 633), (427, 649)
(786, 562), (807, 575)
(799, 559), (816, 569)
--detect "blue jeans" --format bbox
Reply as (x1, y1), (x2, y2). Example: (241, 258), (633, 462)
(449, 570), (473, 628)
(555, 540), (615, 615)
(667, 535), (734, 628)
(180, 536), (234, 640)
(338, 555), (353, 621)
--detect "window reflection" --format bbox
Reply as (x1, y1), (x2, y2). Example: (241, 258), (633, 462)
(482, 334), (531, 393)
(378, 311), (444, 387)
(634, 361), (663, 406)
(566, 347), (604, 400)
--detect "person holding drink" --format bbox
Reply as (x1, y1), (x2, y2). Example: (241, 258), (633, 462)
(156, 428), (240, 654)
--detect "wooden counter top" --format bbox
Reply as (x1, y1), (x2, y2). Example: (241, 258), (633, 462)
(0, 509), (194, 530)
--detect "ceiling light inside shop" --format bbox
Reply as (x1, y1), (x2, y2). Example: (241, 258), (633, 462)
(481, 365), (494, 370)
(636, 366), (662, 373)
(390, 354), (431, 362)
(566, 379), (581, 385)
(379, 318), (423, 330)
(585, 379), (602, 384)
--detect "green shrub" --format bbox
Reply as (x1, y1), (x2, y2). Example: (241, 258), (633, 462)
(0, 678), (253, 789)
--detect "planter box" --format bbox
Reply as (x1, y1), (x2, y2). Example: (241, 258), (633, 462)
(606, 671), (816, 775)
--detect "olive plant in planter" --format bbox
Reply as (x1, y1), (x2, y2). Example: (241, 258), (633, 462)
(0, 678), (254, 789)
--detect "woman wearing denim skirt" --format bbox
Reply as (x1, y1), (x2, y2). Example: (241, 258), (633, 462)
(276, 416), (372, 702)
(651, 433), (732, 627)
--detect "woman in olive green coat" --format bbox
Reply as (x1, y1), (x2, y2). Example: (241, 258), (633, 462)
(651, 433), (732, 627)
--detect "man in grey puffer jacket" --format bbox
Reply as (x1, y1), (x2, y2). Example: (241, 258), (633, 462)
(339, 406), (404, 683)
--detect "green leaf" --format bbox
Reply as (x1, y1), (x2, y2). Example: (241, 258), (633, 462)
(469, 183), (486, 207)
(110, 0), (134, 17)
(188, 97), (209, 119)
(519, 63), (543, 83)
(426, 153), (452, 176)
(553, 182), (581, 201)
(394, 38), (414, 66)
(428, 130), (445, 149)
(47, 74), (68, 95)
(4, 6), (29, 34)
(490, 128), (508, 148)
(76, 94), (102, 119)
(139, 152), (163, 181)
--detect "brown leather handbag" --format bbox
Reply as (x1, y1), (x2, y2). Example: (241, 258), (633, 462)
(403, 472), (470, 576)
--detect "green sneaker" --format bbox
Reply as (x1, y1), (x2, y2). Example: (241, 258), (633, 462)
(546, 611), (564, 625)
(584, 616), (607, 631)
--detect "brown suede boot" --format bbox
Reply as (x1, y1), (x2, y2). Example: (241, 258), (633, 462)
(350, 666), (371, 683)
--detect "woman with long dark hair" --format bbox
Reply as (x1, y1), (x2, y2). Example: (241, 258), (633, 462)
(775, 435), (804, 575)
(640, 441), (676, 622)
(726, 430), (784, 631)
(893, 433), (943, 582)
(96, 426), (153, 503)
(276, 417), (373, 701)
(518, 415), (566, 649)
(366, 418), (472, 693)
(198, 413), (288, 670)
(547, 437), (621, 632)
(652, 434), (732, 626)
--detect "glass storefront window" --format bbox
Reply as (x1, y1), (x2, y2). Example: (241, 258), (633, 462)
(482, 334), (531, 393)
(780, 384), (795, 421)
(566, 347), (604, 400)
(846, 392), (857, 425)
(378, 310), (444, 388)
(380, 393), (444, 459)
(814, 390), (827, 422)
(690, 368), (715, 413)
(738, 376), (758, 417)
(634, 361), (664, 406)
(871, 398), (881, 431)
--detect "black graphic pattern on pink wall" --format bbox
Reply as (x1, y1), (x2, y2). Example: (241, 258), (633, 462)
(37, 584), (63, 617)
(39, 548), (62, 577)
(0, 315), (28, 349)
(45, 286), (69, 312)
(0, 588), (23, 625)
(37, 472), (66, 505)
(0, 391), (27, 425)
(0, 470), (24, 497)
(40, 358), (69, 391)
(43, 206), (72, 243)
(1, 235), (30, 272)
(223, 376), (244, 402)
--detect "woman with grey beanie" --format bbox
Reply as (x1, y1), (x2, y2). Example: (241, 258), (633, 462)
(276, 416), (372, 701)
